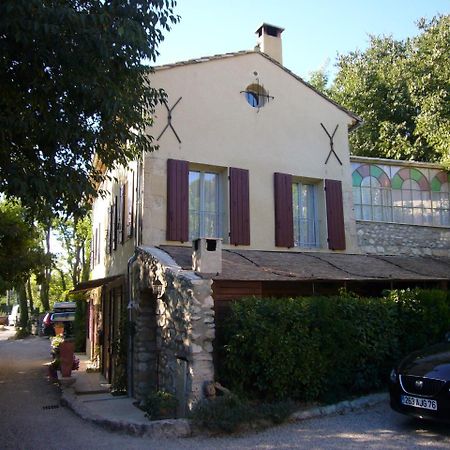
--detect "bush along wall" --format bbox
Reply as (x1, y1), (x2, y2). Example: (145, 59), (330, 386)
(220, 289), (450, 404)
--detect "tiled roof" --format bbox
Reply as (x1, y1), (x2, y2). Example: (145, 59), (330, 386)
(159, 246), (450, 282)
(153, 51), (362, 129)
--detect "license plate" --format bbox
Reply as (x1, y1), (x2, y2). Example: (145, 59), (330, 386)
(401, 395), (437, 411)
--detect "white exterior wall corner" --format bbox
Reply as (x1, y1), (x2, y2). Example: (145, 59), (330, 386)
(143, 52), (359, 252)
(90, 161), (139, 280)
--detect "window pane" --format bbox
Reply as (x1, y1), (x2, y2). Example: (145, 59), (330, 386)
(423, 209), (433, 225)
(403, 207), (413, 224)
(353, 187), (362, 206)
(189, 172), (201, 239)
(203, 173), (217, 212)
(189, 171), (220, 240)
(361, 186), (371, 205)
(293, 182), (317, 247)
(392, 189), (402, 208)
(383, 206), (393, 222)
(362, 205), (372, 220)
(412, 208), (423, 225)
(373, 206), (383, 221)
(393, 206), (403, 223)
(372, 187), (382, 205)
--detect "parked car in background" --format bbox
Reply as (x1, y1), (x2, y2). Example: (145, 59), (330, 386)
(8, 305), (20, 327)
(389, 335), (450, 424)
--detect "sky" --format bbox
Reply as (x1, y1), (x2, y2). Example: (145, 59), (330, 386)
(155, 0), (449, 81)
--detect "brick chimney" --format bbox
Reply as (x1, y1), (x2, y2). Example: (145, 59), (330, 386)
(255, 23), (284, 65)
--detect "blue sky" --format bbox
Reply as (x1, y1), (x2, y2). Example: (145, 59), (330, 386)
(155, 0), (449, 80)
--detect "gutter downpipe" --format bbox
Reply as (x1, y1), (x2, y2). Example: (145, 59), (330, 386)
(127, 250), (138, 397)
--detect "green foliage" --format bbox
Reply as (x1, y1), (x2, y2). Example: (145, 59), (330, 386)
(221, 289), (450, 404)
(329, 15), (449, 165)
(190, 394), (297, 434)
(0, 200), (44, 293)
(140, 390), (178, 420)
(73, 295), (86, 353)
(111, 310), (130, 394)
(0, 0), (179, 219)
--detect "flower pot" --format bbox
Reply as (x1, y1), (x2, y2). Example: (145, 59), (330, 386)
(54, 323), (64, 336)
(59, 341), (75, 377)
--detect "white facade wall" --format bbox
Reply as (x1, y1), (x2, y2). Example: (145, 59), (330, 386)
(142, 52), (359, 253)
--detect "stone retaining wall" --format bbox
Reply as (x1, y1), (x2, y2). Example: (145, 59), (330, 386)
(356, 221), (450, 257)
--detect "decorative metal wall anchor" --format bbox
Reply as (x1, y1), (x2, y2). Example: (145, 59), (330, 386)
(321, 123), (342, 165)
(157, 97), (182, 143)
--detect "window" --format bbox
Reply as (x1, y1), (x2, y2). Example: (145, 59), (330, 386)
(292, 182), (318, 247)
(432, 182), (450, 227)
(189, 170), (221, 240)
(352, 164), (449, 228)
(243, 83), (269, 108)
(167, 159), (250, 244)
(274, 173), (344, 250)
(355, 176), (392, 222)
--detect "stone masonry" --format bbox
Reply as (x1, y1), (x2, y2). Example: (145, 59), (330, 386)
(130, 246), (215, 414)
(356, 221), (450, 257)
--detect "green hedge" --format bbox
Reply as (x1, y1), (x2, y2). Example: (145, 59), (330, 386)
(220, 289), (450, 403)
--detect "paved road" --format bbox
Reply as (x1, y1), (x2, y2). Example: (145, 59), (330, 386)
(1, 326), (449, 450)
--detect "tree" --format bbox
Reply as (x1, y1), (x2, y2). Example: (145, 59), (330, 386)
(0, 201), (43, 294)
(329, 15), (449, 165)
(56, 215), (92, 287)
(0, 1), (179, 220)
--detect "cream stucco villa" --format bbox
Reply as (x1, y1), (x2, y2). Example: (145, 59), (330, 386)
(73, 24), (450, 414)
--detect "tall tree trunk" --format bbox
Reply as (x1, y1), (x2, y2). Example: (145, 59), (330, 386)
(26, 278), (34, 314)
(17, 280), (29, 330)
(56, 268), (67, 291)
(40, 225), (52, 311)
(72, 243), (81, 287)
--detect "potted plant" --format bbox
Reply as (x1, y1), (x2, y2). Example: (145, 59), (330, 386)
(48, 335), (79, 379)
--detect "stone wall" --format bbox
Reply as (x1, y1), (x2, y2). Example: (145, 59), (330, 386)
(130, 247), (215, 414)
(356, 221), (450, 257)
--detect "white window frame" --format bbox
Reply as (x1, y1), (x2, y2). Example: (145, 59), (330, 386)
(188, 170), (223, 241)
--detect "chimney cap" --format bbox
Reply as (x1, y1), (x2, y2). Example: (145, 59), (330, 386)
(255, 23), (285, 38)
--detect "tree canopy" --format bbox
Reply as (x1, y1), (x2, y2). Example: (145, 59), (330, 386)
(0, 0), (179, 220)
(324, 15), (449, 166)
(0, 201), (43, 293)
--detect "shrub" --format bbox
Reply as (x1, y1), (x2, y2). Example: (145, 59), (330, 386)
(190, 394), (297, 433)
(140, 390), (178, 420)
(220, 288), (450, 404)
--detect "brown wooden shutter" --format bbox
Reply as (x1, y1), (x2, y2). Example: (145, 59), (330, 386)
(229, 167), (250, 245)
(113, 196), (118, 250)
(96, 225), (101, 265)
(118, 184), (126, 245)
(274, 173), (294, 247)
(126, 173), (134, 238)
(105, 206), (111, 255)
(167, 159), (189, 242)
(325, 179), (346, 250)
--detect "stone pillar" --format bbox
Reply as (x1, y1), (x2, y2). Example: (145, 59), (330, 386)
(130, 247), (216, 413)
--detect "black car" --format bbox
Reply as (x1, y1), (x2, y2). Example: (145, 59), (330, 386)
(389, 339), (450, 423)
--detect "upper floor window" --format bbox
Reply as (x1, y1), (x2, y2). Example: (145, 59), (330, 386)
(274, 173), (345, 250)
(189, 170), (222, 240)
(292, 182), (318, 247)
(352, 164), (450, 228)
(167, 160), (250, 245)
